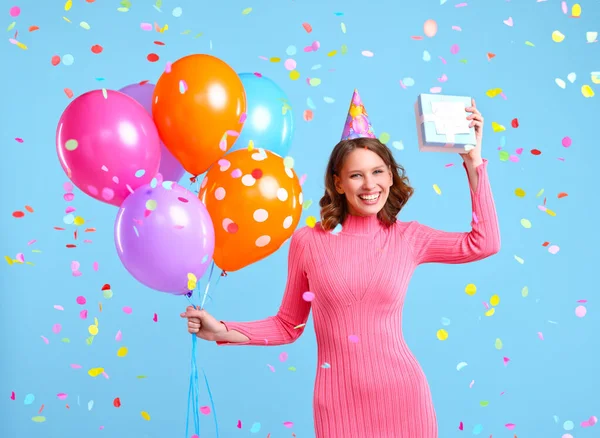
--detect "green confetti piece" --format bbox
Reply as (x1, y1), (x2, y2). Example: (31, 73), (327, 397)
(65, 139), (78, 151)
(309, 78), (321, 86)
(80, 21), (91, 30)
(379, 132), (391, 144)
(283, 156), (295, 169)
(61, 338), (71, 343)
(521, 286), (529, 297)
(525, 41), (535, 47)
(480, 401), (490, 407)
(302, 200), (313, 210)
(146, 200), (157, 211)
(7, 21), (16, 32)
(242, 7), (252, 15)
(498, 150), (510, 161)
(288, 366), (297, 372)
(341, 44), (348, 55)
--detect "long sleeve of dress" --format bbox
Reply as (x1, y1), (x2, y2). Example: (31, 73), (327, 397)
(402, 158), (501, 265)
(216, 226), (312, 346)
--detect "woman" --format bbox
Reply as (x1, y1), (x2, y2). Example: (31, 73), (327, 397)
(181, 90), (501, 437)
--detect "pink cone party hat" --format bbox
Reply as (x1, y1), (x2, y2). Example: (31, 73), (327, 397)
(340, 89), (376, 141)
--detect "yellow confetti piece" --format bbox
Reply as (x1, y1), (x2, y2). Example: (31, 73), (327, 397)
(187, 272), (197, 290)
(14, 40), (28, 50)
(88, 367), (104, 377)
(494, 338), (503, 349)
(591, 72), (600, 84)
(4, 256), (13, 266)
(433, 184), (442, 195)
(65, 0), (73, 11)
(102, 89), (108, 99)
(63, 16), (72, 23)
(484, 307), (495, 317)
(581, 85), (595, 98)
(545, 208), (556, 217)
(88, 325), (98, 336)
(514, 188), (526, 197)
(269, 57), (281, 63)
(552, 30), (565, 43)
(485, 88), (503, 98)
(341, 22), (346, 33)
(117, 346), (128, 357)
(309, 78), (321, 86)
(242, 7), (252, 15)
(289, 70), (300, 81)
(32, 416), (46, 423)
(379, 132), (391, 144)
(341, 44), (348, 55)
(490, 294), (500, 306)
(74, 216), (85, 226)
(94, 317), (99, 326)
(436, 329), (448, 341)
(491, 122), (505, 132)
(521, 286), (529, 297)
(327, 50), (337, 57)
(514, 255), (524, 264)
(141, 411), (151, 421)
(305, 216), (317, 228)
(571, 3), (581, 17)
(465, 284), (477, 296)
(520, 218), (532, 228)
(525, 41), (535, 47)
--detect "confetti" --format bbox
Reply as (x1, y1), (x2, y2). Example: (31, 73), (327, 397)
(433, 184), (442, 195)
(436, 329), (448, 341)
(141, 411), (151, 421)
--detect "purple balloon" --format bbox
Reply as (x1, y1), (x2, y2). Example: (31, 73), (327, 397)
(114, 182), (215, 294)
(119, 83), (186, 183)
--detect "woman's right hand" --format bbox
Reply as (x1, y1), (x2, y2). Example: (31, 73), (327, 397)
(180, 306), (227, 341)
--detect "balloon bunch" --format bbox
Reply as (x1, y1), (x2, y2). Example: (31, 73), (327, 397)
(56, 54), (300, 292)
(55, 54), (301, 436)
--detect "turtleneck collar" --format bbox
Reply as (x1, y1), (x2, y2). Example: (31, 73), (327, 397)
(340, 213), (383, 236)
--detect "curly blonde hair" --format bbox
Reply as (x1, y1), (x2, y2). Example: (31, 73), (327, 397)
(318, 137), (414, 232)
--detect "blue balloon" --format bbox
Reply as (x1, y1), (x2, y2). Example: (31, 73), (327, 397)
(229, 73), (294, 156)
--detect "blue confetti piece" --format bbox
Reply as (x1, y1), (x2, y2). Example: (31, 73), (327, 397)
(323, 96), (335, 104)
(334, 12), (344, 16)
(285, 45), (296, 56)
(162, 181), (174, 190)
(63, 214), (75, 225)
(250, 422), (261, 433)
(306, 97), (316, 110)
(150, 178), (158, 188)
(133, 225), (139, 238)
(201, 254), (209, 264)
(472, 424), (483, 435)
(441, 317), (451, 326)
(321, 362), (331, 368)
(331, 224), (343, 235)
(95, 78), (105, 81)
(135, 169), (146, 178)
(24, 394), (35, 405)
(500, 136), (506, 147)
(311, 64), (322, 70)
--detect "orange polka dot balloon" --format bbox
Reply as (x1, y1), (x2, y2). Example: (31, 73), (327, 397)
(199, 148), (303, 272)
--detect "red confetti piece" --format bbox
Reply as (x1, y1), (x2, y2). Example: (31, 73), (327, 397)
(12, 211), (25, 218)
(153, 41), (165, 46)
(25, 205), (34, 213)
(113, 397), (121, 408)
(101, 284), (111, 291)
(530, 149), (542, 155)
(91, 45), (103, 54)
(542, 241), (550, 247)
(487, 52), (496, 60)
(84, 228), (96, 232)
(51, 55), (60, 66)
(39, 404), (45, 414)
(557, 192), (568, 198)
(64, 88), (74, 99)
(302, 22), (312, 33)
(29, 26), (40, 32)
(147, 53), (159, 62)
(303, 109), (314, 122)
(410, 35), (424, 40)
(139, 80), (150, 86)
(251, 169), (263, 179)
(511, 118), (519, 128)
(66, 244), (76, 248)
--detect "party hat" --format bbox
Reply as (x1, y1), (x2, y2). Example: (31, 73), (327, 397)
(341, 89), (376, 141)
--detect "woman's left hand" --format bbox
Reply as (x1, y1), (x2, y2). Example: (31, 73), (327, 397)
(463, 98), (483, 163)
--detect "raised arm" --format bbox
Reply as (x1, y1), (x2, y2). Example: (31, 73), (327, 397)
(402, 159), (501, 265)
(216, 226), (312, 346)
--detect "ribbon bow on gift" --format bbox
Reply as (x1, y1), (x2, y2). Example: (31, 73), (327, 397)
(421, 99), (472, 145)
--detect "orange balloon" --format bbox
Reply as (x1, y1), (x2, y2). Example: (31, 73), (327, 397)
(199, 148), (303, 272)
(152, 54), (246, 177)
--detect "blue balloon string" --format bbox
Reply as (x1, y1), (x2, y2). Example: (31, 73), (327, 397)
(185, 261), (223, 438)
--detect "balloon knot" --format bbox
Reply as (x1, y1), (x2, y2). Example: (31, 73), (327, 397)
(185, 291), (193, 298)
(189, 176), (197, 183)
(220, 270), (228, 277)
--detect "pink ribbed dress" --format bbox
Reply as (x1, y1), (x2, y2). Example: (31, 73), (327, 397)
(217, 160), (501, 437)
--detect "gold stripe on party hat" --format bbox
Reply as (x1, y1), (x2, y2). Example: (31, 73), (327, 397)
(341, 89), (376, 140)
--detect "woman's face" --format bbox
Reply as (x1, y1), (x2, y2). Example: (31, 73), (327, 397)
(334, 148), (393, 217)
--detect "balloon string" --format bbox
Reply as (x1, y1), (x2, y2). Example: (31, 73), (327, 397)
(201, 367), (220, 438)
(185, 298), (201, 438)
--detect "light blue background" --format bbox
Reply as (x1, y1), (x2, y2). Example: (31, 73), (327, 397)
(2, 0), (599, 437)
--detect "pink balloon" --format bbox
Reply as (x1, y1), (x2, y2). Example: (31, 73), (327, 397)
(119, 83), (186, 182)
(56, 89), (161, 207)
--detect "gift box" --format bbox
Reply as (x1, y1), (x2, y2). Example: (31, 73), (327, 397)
(414, 93), (477, 153)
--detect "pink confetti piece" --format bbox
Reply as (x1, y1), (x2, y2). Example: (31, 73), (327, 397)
(455, 2), (468, 6)
(153, 313), (158, 322)
(115, 330), (122, 341)
(299, 174), (307, 186)
(54, 305), (64, 311)
(430, 87), (442, 93)
(581, 415), (597, 427)
(63, 182), (73, 192)
(577, 299), (588, 303)
(123, 306), (132, 314)
(302, 291), (315, 302)
(561, 1), (567, 14)
(267, 364), (275, 372)
(469, 380), (475, 388)
(438, 56), (447, 64)
(515, 147), (524, 154)
(505, 423), (516, 430)
(503, 357), (510, 366)
(41, 336), (49, 344)
(15, 137), (24, 143)
(279, 352), (288, 362)
(199, 406), (211, 415)
(52, 324), (62, 334)
(537, 332), (544, 340)
(450, 44), (460, 54)
(398, 80), (407, 89)
(16, 253), (25, 263)
(10, 391), (16, 400)
(472, 212), (479, 224)
(140, 23), (153, 31)
(76, 296), (86, 305)
(361, 50), (374, 57)
(57, 393), (68, 400)
(70, 364), (82, 369)
(237, 420), (242, 428)
(102, 371), (110, 379)
(348, 334), (359, 343)
(575, 305), (587, 318)
(239, 112), (247, 124)
(452, 26), (462, 31)
(92, 262), (99, 271)
(64, 193), (75, 202)
(458, 421), (464, 430)
(165, 61), (172, 73)
(283, 421), (294, 428)
(79, 310), (88, 319)
(437, 74), (448, 82)
(444, 163), (455, 168)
